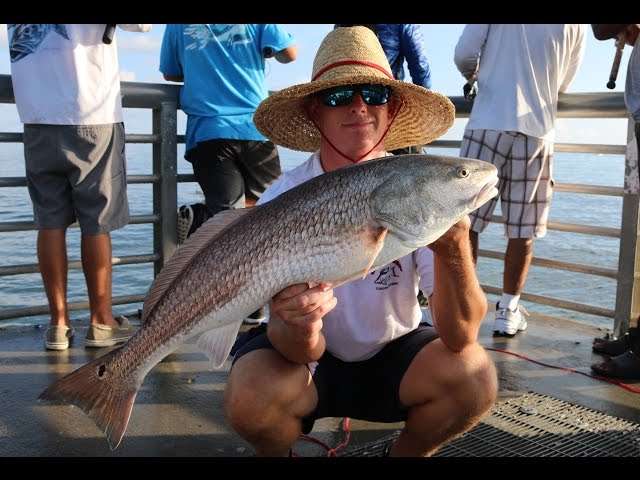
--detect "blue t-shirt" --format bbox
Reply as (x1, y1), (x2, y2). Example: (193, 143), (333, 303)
(333, 24), (432, 89)
(159, 24), (295, 154)
(375, 24), (432, 89)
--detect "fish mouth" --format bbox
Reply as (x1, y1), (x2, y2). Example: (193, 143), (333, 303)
(470, 175), (499, 210)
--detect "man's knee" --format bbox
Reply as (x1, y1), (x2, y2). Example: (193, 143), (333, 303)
(225, 352), (313, 432)
(447, 345), (498, 412)
(474, 350), (498, 402)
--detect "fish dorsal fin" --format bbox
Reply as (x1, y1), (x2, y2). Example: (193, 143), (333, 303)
(196, 320), (243, 369)
(141, 208), (252, 322)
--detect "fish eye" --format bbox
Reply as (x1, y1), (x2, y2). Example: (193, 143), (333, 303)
(457, 166), (470, 178)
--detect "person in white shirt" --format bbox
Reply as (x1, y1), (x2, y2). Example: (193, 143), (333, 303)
(454, 24), (586, 338)
(224, 26), (498, 457)
(8, 24), (152, 351)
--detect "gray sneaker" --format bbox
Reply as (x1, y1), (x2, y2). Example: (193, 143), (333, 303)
(84, 316), (137, 347)
(45, 325), (75, 351)
(177, 203), (212, 245)
(493, 303), (529, 337)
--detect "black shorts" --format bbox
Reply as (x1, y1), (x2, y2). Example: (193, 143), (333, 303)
(231, 323), (438, 434)
(636, 122), (640, 166)
(186, 138), (281, 216)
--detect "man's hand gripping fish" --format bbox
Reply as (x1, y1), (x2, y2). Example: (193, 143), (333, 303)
(39, 154), (498, 450)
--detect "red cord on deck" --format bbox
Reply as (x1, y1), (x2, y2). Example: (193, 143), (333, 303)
(485, 346), (640, 394)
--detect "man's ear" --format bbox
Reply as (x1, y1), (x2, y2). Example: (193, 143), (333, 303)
(387, 97), (404, 121)
(305, 98), (320, 122)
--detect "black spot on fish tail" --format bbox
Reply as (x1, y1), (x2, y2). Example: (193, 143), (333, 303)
(38, 349), (140, 450)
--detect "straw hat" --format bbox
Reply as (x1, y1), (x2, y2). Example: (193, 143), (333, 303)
(254, 26), (455, 152)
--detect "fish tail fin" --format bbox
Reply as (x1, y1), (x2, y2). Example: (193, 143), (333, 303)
(38, 349), (139, 450)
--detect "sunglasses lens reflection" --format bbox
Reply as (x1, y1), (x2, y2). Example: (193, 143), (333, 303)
(320, 84), (390, 107)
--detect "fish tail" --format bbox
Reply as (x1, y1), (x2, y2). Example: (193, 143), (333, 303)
(38, 349), (140, 450)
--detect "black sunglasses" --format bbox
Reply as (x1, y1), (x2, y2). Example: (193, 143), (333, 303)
(317, 84), (392, 107)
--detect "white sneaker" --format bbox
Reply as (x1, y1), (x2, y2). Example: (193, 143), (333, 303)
(493, 303), (528, 337)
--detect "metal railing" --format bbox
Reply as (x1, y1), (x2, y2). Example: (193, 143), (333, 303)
(0, 74), (637, 337)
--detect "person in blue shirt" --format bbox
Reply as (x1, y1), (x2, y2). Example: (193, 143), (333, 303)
(336, 24), (431, 89)
(160, 24), (297, 323)
(160, 24), (297, 220)
(335, 24), (431, 156)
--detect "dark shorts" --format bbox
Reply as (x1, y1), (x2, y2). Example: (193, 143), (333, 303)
(231, 323), (439, 434)
(186, 139), (282, 216)
(390, 145), (425, 155)
(23, 123), (130, 235)
(636, 122), (640, 164)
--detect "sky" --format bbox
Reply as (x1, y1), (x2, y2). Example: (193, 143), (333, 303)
(0, 24), (632, 146)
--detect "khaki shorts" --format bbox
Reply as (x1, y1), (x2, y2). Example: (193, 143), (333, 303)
(23, 123), (130, 235)
(460, 129), (554, 239)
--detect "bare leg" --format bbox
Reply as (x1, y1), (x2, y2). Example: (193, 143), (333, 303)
(81, 233), (119, 327)
(503, 238), (533, 295)
(390, 340), (498, 457)
(37, 229), (69, 327)
(224, 349), (318, 456)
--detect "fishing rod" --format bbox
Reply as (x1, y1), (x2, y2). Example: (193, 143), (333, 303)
(103, 24), (116, 45)
(607, 32), (626, 89)
(463, 74), (478, 101)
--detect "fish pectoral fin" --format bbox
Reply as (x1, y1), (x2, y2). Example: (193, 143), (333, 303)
(196, 320), (243, 370)
(362, 228), (388, 279)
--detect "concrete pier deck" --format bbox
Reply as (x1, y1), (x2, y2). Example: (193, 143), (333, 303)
(1, 312), (639, 458)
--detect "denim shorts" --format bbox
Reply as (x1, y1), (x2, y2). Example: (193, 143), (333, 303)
(231, 323), (438, 434)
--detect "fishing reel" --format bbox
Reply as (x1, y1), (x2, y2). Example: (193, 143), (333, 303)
(463, 82), (477, 101)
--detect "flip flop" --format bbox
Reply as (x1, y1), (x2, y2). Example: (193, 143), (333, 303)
(591, 350), (640, 378)
(592, 335), (629, 356)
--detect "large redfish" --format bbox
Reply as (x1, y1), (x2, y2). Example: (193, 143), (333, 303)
(39, 154), (498, 450)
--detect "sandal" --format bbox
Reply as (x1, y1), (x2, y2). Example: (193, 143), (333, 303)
(591, 350), (640, 378)
(592, 334), (629, 356)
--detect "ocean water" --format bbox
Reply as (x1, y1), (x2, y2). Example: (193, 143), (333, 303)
(0, 142), (624, 330)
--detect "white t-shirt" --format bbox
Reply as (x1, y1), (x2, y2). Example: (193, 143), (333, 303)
(454, 24), (586, 142)
(9, 24), (151, 125)
(258, 151), (435, 362)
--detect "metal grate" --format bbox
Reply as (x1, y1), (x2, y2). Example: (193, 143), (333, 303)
(341, 392), (640, 457)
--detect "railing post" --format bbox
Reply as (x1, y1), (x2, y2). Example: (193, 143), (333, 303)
(614, 115), (640, 337)
(152, 101), (178, 277)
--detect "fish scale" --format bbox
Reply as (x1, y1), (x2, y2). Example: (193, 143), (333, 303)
(39, 153), (499, 450)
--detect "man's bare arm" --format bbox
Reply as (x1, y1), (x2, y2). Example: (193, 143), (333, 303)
(271, 45), (298, 64)
(428, 217), (488, 352)
(163, 74), (183, 83)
